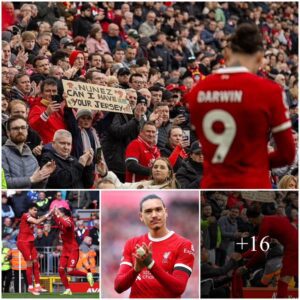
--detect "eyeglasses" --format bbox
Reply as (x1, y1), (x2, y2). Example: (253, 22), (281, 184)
(10, 125), (28, 131)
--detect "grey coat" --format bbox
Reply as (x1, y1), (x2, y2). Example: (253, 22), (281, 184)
(218, 216), (237, 254)
(2, 140), (46, 189)
(157, 121), (172, 150)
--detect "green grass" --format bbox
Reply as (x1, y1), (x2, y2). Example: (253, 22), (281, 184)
(2, 293), (98, 298)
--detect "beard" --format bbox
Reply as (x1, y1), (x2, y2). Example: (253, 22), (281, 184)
(11, 133), (27, 144)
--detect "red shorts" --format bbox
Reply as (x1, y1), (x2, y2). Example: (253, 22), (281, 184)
(59, 249), (79, 269)
(16, 241), (38, 261)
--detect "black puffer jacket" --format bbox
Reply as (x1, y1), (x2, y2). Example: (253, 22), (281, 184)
(175, 158), (203, 189)
(40, 144), (94, 189)
(101, 113), (142, 181)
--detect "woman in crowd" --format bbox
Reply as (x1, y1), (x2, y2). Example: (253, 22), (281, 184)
(96, 157), (179, 189)
(278, 175), (298, 189)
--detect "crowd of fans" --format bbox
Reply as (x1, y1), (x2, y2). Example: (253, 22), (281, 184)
(1, 191), (99, 292)
(1, 2), (298, 189)
(201, 191), (298, 298)
(101, 194), (199, 298)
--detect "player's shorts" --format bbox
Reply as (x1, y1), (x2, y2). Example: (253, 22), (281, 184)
(59, 249), (79, 269)
(16, 241), (38, 261)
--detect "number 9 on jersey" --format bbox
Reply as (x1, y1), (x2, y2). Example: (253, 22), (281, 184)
(203, 109), (237, 163)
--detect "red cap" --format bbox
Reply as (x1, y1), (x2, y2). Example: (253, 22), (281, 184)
(166, 83), (188, 93)
(166, 83), (179, 91)
(69, 50), (83, 66)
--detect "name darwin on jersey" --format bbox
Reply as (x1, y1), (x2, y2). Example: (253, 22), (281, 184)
(197, 90), (243, 103)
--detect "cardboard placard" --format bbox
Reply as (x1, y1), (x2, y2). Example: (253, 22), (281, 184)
(241, 191), (275, 203)
(62, 80), (132, 114)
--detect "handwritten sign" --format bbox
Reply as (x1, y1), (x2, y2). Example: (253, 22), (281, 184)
(241, 192), (275, 203)
(62, 80), (132, 114)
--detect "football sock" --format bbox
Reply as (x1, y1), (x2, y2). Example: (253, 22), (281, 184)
(68, 270), (87, 276)
(277, 280), (288, 298)
(26, 266), (33, 286)
(58, 268), (70, 289)
(33, 262), (40, 284)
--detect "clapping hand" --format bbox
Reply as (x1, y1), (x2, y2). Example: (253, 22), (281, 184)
(133, 242), (153, 270)
(41, 160), (56, 175)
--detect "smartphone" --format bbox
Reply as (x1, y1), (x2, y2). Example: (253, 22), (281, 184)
(52, 94), (63, 103)
(182, 130), (190, 146)
(95, 147), (103, 163)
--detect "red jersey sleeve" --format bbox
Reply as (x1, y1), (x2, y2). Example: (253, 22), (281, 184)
(114, 239), (139, 293)
(25, 213), (31, 222)
(28, 105), (48, 131)
(173, 239), (195, 276)
(125, 140), (140, 163)
(149, 265), (190, 296)
(147, 239), (194, 297)
(269, 84), (291, 133)
(168, 145), (183, 167)
(54, 215), (72, 233)
(120, 239), (134, 267)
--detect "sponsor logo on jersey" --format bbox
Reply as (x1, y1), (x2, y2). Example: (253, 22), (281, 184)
(184, 247), (194, 255)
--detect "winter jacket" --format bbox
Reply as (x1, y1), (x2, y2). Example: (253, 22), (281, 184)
(176, 158), (203, 188)
(40, 144), (94, 189)
(72, 16), (93, 38)
(2, 139), (46, 189)
(101, 113), (141, 179)
(157, 121), (172, 150)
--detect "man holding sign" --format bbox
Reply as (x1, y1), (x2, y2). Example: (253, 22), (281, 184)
(62, 79), (132, 115)
(28, 78), (66, 144)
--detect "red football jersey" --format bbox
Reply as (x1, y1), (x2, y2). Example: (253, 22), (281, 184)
(118, 231), (194, 298)
(125, 136), (161, 182)
(17, 213), (35, 242)
(189, 66), (292, 188)
(55, 215), (79, 254)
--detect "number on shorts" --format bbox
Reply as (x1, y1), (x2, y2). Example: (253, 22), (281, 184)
(202, 109), (237, 163)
